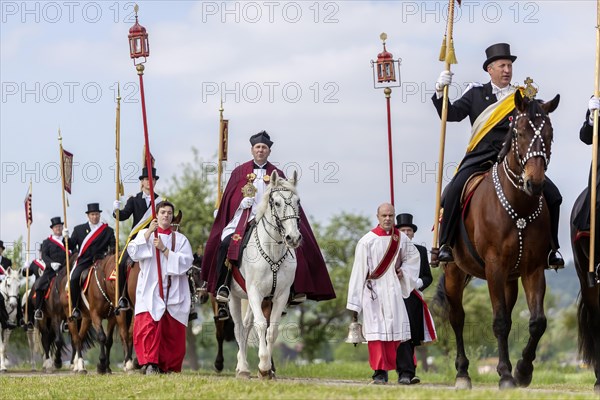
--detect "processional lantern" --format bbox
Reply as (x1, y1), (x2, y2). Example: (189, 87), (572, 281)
(128, 4), (150, 65)
(371, 33), (401, 89)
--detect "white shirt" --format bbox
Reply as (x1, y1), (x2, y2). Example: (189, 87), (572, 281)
(128, 229), (194, 325)
(346, 229), (421, 342)
(491, 82), (513, 101)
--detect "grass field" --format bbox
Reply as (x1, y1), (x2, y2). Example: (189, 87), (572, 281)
(0, 361), (598, 399)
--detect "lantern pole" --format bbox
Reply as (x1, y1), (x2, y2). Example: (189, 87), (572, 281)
(371, 33), (401, 207)
(129, 4), (164, 299)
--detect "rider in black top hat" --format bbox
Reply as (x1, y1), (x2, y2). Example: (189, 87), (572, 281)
(432, 43), (563, 269)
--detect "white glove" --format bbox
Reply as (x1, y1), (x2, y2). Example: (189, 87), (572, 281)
(113, 200), (122, 212)
(62, 228), (70, 238)
(213, 209), (219, 219)
(240, 197), (254, 210)
(436, 70), (453, 92)
(51, 262), (60, 271)
(589, 96), (600, 125)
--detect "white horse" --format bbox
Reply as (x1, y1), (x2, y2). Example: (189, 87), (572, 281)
(0, 267), (22, 372)
(230, 170), (302, 379)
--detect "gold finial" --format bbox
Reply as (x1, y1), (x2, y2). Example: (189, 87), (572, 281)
(380, 32), (387, 43)
(523, 77), (538, 100)
(134, 4), (139, 16)
(117, 82), (121, 102)
(58, 127), (62, 140)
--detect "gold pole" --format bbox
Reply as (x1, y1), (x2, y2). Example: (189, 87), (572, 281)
(24, 180), (32, 324)
(58, 129), (73, 317)
(216, 99), (225, 209)
(114, 84), (122, 306)
(589, 0), (600, 276)
(431, 0), (458, 266)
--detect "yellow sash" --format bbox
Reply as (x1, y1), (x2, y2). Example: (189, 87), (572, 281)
(465, 91), (518, 153)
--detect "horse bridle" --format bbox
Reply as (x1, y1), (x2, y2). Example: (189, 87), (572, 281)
(261, 187), (301, 247)
(504, 111), (551, 190)
(254, 186), (300, 299)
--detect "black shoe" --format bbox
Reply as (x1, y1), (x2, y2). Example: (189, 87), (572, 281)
(145, 364), (160, 375)
(70, 308), (81, 320)
(5, 321), (17, 329)
(34, 309), (43, 321)
(216, 286), (230, 303)
(438, 245), (454, 262)
(289, 293), (307, 307)
(398, 375), (411, 385)
(410, 376), (421, 385)
(217, 305), (230, 321)
(61, 320), (70, 333)
(547, 250), (565, 270)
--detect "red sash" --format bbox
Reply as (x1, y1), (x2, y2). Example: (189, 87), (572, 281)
(367, 227), (400, 280)
(413, 290), (437, 341)
(75, 223), (108, 268)
(33, 259), (46, 271)
(48, 236), (69, 253)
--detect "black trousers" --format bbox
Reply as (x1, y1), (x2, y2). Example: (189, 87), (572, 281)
(396, 341), (416, 378)
(70, 265), (91, 309)
(33, 268), (58, 316)
(440, 164), (562, 249)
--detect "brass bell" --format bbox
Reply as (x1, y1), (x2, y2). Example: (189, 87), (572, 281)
(345, 321), (367, 347)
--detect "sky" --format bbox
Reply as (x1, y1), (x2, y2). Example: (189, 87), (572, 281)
(1, 0), (598, 264)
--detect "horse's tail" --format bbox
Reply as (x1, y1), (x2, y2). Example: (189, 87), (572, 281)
(431, 271), (450, 321)
(577, 291), (600, 370)
(78, 319), (98, 352)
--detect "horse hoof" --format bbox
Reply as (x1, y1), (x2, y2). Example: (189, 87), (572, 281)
(258, 369), (273, 380)
(0, 369), (7, 374)
(77, 369), (88, 375)
(514, 360), (533, 387)
(236, 371), (251, 379)
(454, 377), (472, 390)
(499, 377), (517, 390)
(594, 383), (600, 393)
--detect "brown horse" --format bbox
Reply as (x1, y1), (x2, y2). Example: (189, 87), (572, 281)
(434, 91), (560, 389)
(571, 188), (600, 392)
(86, 253), (135, 373)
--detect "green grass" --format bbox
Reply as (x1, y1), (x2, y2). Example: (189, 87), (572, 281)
(0, 362), (597, 399)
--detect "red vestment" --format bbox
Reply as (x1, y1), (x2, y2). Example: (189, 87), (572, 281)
(134, 311), (186, 372)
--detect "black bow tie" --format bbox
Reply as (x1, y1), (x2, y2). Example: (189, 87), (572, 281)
(253, 163), (266, 170)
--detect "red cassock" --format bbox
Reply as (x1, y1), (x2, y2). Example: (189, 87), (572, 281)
(202, 160), (336, 301)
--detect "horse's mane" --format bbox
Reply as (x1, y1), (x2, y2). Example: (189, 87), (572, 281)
(255, 177), (298, 222)
(498, 99), (547, 163)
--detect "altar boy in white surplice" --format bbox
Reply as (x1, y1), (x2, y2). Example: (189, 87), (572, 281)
(346, 203), (420, 384)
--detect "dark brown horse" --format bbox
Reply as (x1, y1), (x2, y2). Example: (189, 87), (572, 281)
(571, 188), (600, 392)
(188, 246), (235, 372)
(435, 91), (560, 389)
(86, 253), (135, 373)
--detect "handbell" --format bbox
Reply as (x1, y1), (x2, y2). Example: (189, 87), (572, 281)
(345, 321), (367, 347)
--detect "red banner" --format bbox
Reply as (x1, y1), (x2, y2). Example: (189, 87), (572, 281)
(63, 149), (73, 194)
(24, 187), (32, 226)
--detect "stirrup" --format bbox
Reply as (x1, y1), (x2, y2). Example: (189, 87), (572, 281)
(216, 285), (230, 303)
(546, 249), (564, 271)
(289, 293), (307, 306)
(34, 309), (43, 321)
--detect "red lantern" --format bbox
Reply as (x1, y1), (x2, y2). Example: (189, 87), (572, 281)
(377, 42), (396, 83)
(128, 5), (149, 65)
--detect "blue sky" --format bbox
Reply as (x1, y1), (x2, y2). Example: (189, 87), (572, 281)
(1, 1), (598, 263)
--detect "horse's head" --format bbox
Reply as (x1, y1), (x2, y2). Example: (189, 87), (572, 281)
(171, 210), (183, 232)
(257, 170), (302, 249)
(503, 90), (560, 196)
(1, 267), (21, 308)
(189, 252), (208, 304)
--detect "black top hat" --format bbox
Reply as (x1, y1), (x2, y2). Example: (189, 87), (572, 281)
(483, 43), (517, 71)
(250, 131), (273, 148)
(49, 216), (64, 228)
(85, 203), (102, 214)
(395, 213), (418, 232)
(0, 240), (4, 250)
(139, 167), (159, 181)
